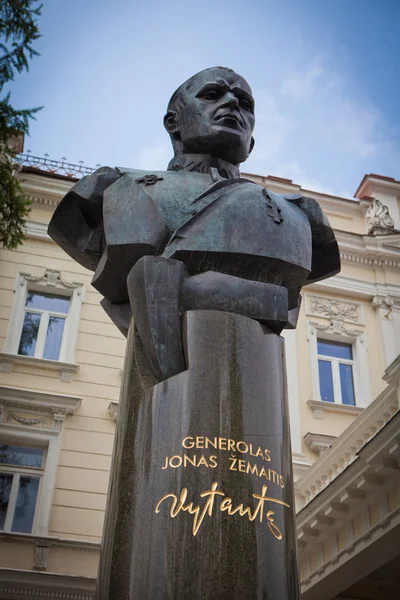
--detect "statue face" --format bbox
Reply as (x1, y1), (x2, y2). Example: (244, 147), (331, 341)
(167, 68), (255, 165)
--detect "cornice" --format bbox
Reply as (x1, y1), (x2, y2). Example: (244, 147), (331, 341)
(340, 251), (400, 269)
(304, 432), (337, 456)
(298, 415), (400, 593)
(312, 275), (400, 303)
(304, 190), (360, 217)
(19, 172), (73, 209)
(0, 568), (95, 599)
(0, 531), (100, 552)
(301, 505), (400, 593)
(0, 385), (82, 414)
(334, 229), (400, 269)
(297, 378), (399, 505)
(355, 173), (400, 199)
(383, 355), (400, 385)
(299, 415), (400, 522)
(0, 352), (79, 382)
(26, 221), (51, 241)
(28, 194), (60, 209)
(307, 399), (363, 419)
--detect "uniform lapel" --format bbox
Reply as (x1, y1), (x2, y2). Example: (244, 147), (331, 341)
(167, 178), (256, 245)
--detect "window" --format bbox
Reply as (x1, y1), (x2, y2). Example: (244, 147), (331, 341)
(18, 292), (70, 361)
(0, 388), (81, 535)
(0, 443), (46, 533)
(1, 270), (85, 379)
(317, 340), (356, 406)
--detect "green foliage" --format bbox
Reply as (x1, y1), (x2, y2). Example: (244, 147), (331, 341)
(0, 0), (42, 250)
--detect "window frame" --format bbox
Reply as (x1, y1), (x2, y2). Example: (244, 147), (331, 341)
(308, 321), (372, 411)
(317, 340), (355, 405)
(17, 290), (71, 361)
(0, 425), (59, 536)
(0, 440), (47, 533)
(1, 270), (85, 379)
(0, 387), (81, 536)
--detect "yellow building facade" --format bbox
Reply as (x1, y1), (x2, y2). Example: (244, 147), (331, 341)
(0, 156), (399, 599)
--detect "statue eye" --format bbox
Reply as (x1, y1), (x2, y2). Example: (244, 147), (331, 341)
(202, 89), (221, 100)
(240, 98), (252, 111)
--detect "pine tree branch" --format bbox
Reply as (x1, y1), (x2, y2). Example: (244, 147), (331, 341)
(0, 0), (42, 249)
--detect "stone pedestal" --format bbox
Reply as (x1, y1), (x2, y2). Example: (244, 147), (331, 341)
(97, 311), (300, 600)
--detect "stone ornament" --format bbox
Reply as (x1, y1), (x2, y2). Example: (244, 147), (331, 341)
(7, 412), (47, 426)
(22, 268), (81, 289)
(308, 295), (361, 323)
(366, 198), (395, 235)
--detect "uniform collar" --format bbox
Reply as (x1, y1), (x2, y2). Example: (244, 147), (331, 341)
(167, 154), (240, 180)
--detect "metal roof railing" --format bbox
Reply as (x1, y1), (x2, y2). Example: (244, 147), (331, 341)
(15, 152), (97, 179)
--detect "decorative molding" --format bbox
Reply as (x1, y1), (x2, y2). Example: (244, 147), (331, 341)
(304, 432), (337, 456)
(331, 229), (400, 269)
(307, 295), (362, 324)
(307, 321), (330, 334)
(27, 193), (59, 208)
(308, 319), (364, 338)
(307, 399), (364, 420)
(34, 543), (50, 571)
(372, 295), (396, 309)
(108, 401), (118, 422)
(339, 251), (400, 269)
(52, 411), (66, 433)
(25, 221), (52, 241)
(371, 296), (400, 367)
(301, 505), (400, 594)
(60, 369), (75, 383)
(0, 568), (95, 599)
(22, 268), (82, 290)
(366, 198), (396, 235)
(313, 274), (400, 302)
(384, 355), (400, 384)
(0, 386), (81, 416)
(0, 358), (13, 373)
(17, 170), (75, 210)
(298, 414), (400, 595)
(355, 173), (400, 199)
(0, 531), (100, 552)
(7, 412), (47, 426)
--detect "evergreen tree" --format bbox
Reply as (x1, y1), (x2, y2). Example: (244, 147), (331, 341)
(0, 0), (42, 250)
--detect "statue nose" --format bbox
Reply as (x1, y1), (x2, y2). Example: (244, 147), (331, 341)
(222, 92), (240, 109)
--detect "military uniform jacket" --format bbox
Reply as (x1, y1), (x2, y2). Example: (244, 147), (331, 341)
(48, 166), (340, 310)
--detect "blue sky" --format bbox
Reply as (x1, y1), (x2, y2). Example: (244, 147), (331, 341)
(10, 0), (400, 197)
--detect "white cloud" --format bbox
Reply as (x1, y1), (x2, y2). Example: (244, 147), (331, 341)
(252, 91), (297, 163)
(245, 56), (400, 196)
(280, 57), (325, 101)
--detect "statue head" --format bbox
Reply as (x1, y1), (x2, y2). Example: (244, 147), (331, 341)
(164, 67), (255, 166)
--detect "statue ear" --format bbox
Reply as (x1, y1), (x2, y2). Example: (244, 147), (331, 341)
(248, 137), (255, 156)
(164, 110), (179, 135)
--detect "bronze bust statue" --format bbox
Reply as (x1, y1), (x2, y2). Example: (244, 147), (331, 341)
(49, 67), (340, 382)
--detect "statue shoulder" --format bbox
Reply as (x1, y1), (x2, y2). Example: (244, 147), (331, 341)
(116, 167), (168, 182)
(266, 189), (341, 282)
